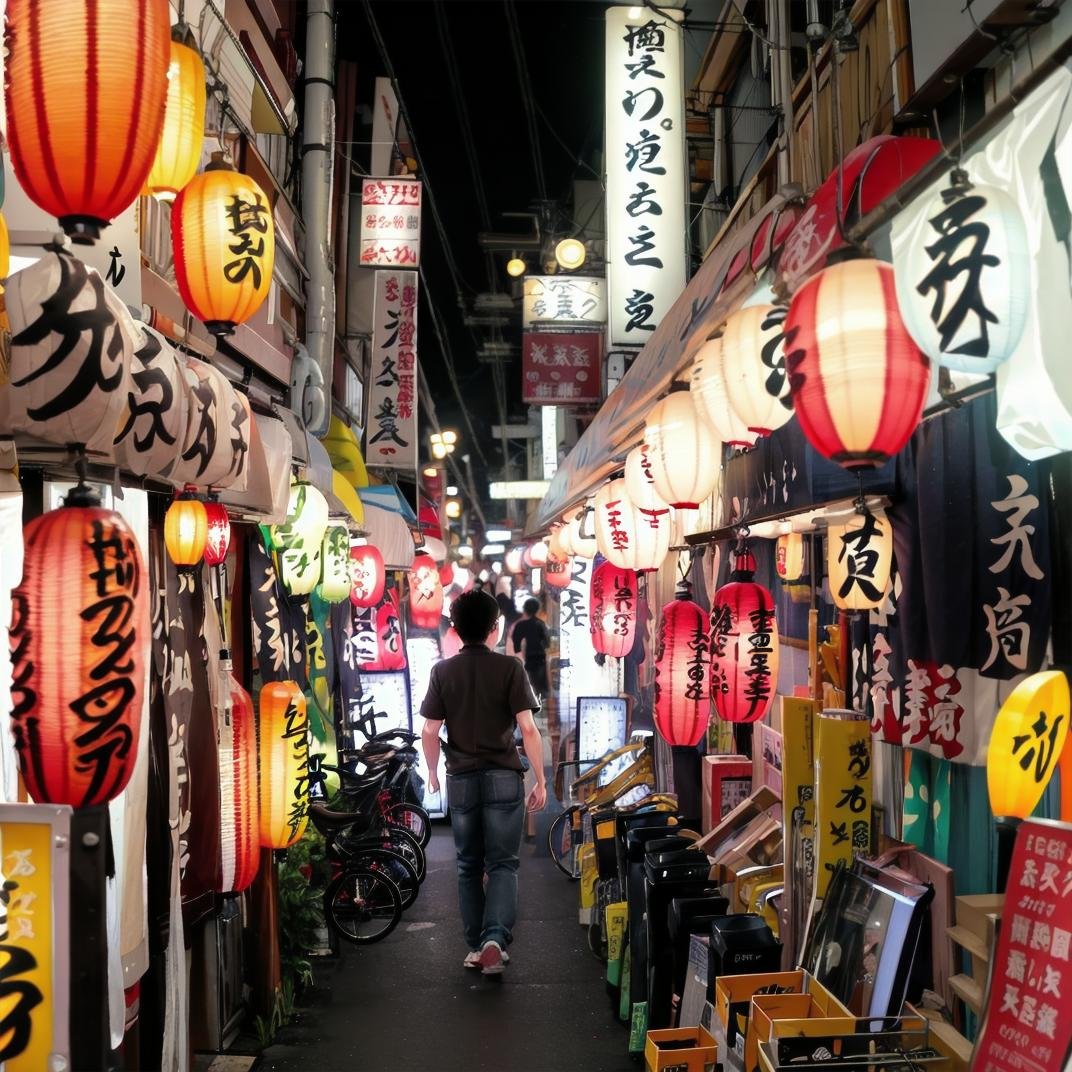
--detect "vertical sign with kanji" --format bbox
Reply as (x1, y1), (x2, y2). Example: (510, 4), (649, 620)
(974, 818), (1072, 1072)
(359, 179), (422, 267)
(605, 6), (686, 347)
(781, 697), (817, 967)
(365, 270), (418, 470)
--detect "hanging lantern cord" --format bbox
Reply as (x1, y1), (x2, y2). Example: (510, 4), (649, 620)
(64, 450), (101, 508)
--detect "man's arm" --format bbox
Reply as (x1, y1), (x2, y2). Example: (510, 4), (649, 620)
(516, 709), (546, 812)
(421, 718), (444, 795)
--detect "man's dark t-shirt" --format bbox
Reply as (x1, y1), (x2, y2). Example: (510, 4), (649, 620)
(420, 644), (540, 774)
(512, 616), (549, 669)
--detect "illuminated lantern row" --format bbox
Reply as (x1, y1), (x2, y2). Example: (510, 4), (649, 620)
(589, 560), (638, 659)
(895, 174), (1030, 374)
(775, 532), (806, 583)
(409, 553), (445, 629)
(375, 597), (406, 671)
(203, 500), (232, 567)
(350, 544), (386, 608)
(10, 487), (148, 806)
(593, 478), (671, 573)
(219, 666), (260, 895)
(653, 591), (710, 747)
(524, 541), (549, 568)
(164, 488), (208, 568)
(785, 257), (930, 469)
(4, 0), (170, 242)
(624, 443), (671, 519)
(272, 482), (329, 597)
(691, 336), (758, 448)
(544, 550), (572, 590)
(710, 547), (779, 724)
(642, 389), (721, 509)
(718, 304), (794, 438)
(505, 545), (526, 574)
(318, 525), (351, 604)
(826, 507), (894, 612)
(567, 506), (598, 560)
(172, 158), (275, 337)
(258, 680), (310, 849)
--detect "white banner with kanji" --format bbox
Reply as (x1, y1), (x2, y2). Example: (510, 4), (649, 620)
(365, 271), (417, 470)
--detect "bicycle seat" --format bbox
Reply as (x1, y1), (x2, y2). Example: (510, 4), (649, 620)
(308, 801), (374, 833)
(369, 729), (419, 744)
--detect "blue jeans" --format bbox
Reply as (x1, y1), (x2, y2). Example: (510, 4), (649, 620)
(447, 768), (526, 950)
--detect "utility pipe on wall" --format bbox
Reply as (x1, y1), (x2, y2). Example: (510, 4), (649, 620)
(301, 0), (336, 437)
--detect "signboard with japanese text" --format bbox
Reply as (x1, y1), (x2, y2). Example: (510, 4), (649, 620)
(348, 670), (412, 743)
(973, 818), (1072, 1072)
(0, 804), (71, 1072)
(359, 178), (421, 268)
(523, 275), (606, 329)
(522, 331), (602, 405)
(605, 6), (686, 347)
(365, 271), (418, 469)
(781, 697), (817, 968)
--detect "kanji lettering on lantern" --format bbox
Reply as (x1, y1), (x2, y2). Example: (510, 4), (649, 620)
(1010, 709), (1065, 783)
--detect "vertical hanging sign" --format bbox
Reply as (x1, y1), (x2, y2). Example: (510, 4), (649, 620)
(605, 6), (687, 347)
(365, 270), (418, 470)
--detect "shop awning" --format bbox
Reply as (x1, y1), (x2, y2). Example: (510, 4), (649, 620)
(358, 485), (418, 569)
(332, 469), (365, 528)
(322, 415), (370, 490)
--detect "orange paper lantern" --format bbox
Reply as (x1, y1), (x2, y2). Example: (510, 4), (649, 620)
(4, 0), (170, 242)
(164, 488), (207, 568)
(257, 680), (309, 849)
(144, 34), (206, 202)
(9, 487), (148, 806)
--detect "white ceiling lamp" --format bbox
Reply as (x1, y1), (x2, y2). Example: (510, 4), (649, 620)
(554, 237), (586, 271)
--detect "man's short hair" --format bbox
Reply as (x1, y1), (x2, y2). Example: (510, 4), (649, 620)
(523, 597), (540, 616)
(451, 590), (501, 644)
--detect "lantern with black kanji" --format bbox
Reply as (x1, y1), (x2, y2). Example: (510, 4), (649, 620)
(590, 560), (638, 660)
(350, 544), (386, 608)
(375, 597), (406, 670)
(544, 551), (572, 590)
(257, 680), (309, 849)
(4, 0), (170, 242)
(775, 532), (806, 583)
(318, 525), (352, 604)
(718, 304), (794, 438)
(653, 589), (710, 747)
(219, 665), (259, 894)
(709, 546), (780, 723)
(567, 506), (598, 560)
(593, 478), (671, 573)
(172, 156), (275, 337)
(642, 389), (722, 509)
(10, 484), (148, 806)
(203, 501), (232, 567)
(273, 483), (329, 597)
(826, 506), (893, 612)
(164, 487), (207, 568)
(785, 257), (930, 469)
(409, 553), (444, 629)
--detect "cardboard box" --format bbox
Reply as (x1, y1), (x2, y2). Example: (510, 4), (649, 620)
(702, 755), (754, 833)
(644, 1025), (717, 1072)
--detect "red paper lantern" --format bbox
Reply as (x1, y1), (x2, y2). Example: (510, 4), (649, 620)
(408, 553), (444, 630)
(784, 257), (930, 469)
(203, 501), (232, 567)
(375, 597), (406, 670)
(219, 668), (259, 894)
(590, 560), (638, 659)
(10, 488), (148, 806)
(544, 551), (572, 590)
(709, 548), (779, 723)
(349, 545), (386, 608)
(653, 592), (710, 747)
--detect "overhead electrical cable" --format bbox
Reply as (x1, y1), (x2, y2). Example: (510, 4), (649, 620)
(504, 0), (549, 203)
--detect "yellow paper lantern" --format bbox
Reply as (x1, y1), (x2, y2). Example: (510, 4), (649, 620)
(258, 680), (310, 848)
(144, 34), (206, 201)
(0, 211), (9, 280)
(272, 482), (329, 597)
(164, 489), (207, 568)
(775, 532), (806, 583)
(826, 507), (893, 611)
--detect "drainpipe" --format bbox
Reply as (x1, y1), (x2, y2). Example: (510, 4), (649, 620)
(301, 0), (336, 437)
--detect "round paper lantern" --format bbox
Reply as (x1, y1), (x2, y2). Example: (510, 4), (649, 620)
(895, 175), (1030, 374)
(203, 501), (231, 567)
(219, 667), (259, 894)
(318, 525), (351, 604)
(505, 546), (526, 574)
(439, 562), (455, 589)
(826, 507), (893, 611)
(4, 0), (170, 242)
(349, 545), (386, 608)
(653, 592), (710, 746)
(775, 532), (806, 583)
(624, 444), (672, 521)
(567, 505), (599, 560)
(144, 33), (207, 202)
(718, 304), (794, 437)
(524, 541), (549, 568)
(590, 560), (638, 659)
(709, 548), (779, 723)
(171, 358), (249, 489)
(593, 478), (671, 573)
(257, 680), (309, 849)
(690, 337), (758, 448)
(10, 487), (148, 806)
(642, 390), (721, 508)
(548, 525), (570, 559)
(375, 598), (406, 670)
(785, 257), (931, 469)
(164, 489), (207, 568)
(273, 483), (329, 596)
(172, 160), (276, 337)
(409, 553), (444, 629)
(544, 549), (572, 590)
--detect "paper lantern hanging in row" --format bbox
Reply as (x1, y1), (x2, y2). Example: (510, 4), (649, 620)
(775, 532), (806, 583)
(718, 304), (794, 438)
(350, 544), (386, 608)
(524, 541), (549, 568)
(504, 545), (526, 575)
(544, 550), (572, 590)
(642, 389), (721, 509)
(164, 488), (208, 568)
(409, 553), (444, 629)
(653, 590), (710, 747)
(258, 680), (310, 849)
(567, 506), (598, 560)
(10, 486), (148, 807)
(204, 501), (232, 567)
(318, 525), (352, 604)
(590, 560), (638, 660)
(593, 478), (670, 573)
(4, 0), (171, 242)
(710, 547), (779, 724)
(691, 336), (758, 449)
(272, 483), (329, 597)
(785, 257), (930, 470)
(373, 596), (406, 671)
(218, 665), (260, 895)
(624, 443), (671, 520)
(826, 506), (894, 612)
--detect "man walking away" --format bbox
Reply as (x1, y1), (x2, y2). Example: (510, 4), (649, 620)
(511, 597), (550, 699)
(421, 590), (547, 975)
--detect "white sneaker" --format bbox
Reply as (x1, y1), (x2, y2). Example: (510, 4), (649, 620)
(464, 945), (510, 969)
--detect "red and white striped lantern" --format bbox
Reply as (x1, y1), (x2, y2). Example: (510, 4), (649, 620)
(593, 478), (671, 573)
(784, 257), (930, 469)
(589, 560), (638, 659)
(653, 591), (710, 747)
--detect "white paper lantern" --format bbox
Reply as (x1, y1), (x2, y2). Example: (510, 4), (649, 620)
(567, 504), (598, 560)
(642, 390), (722, 509)
(826, 507), (893, 611)
(690, 336), (757, 448)
(273, 482), (330, 597)
(624, 443), (671, 520)
(171, 359), (248, 489)
(775, 531), (806, 582)
(894, 177), (1030, 374)
(593, 478), (671, 573)
(719, 304), (794, 437)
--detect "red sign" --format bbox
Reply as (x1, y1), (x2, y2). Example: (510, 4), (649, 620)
(522, 332), (602, 405)
(974, 818), (1072, 1072)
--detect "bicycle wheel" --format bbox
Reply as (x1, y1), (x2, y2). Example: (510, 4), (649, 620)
(548, 805), (582, 879)
(386, 801), (431, 848)
(383, 824), (426, 883)
(355, 847), (420, 910)
(324, 867), (402, 944)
